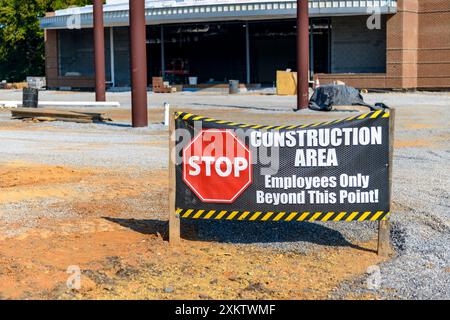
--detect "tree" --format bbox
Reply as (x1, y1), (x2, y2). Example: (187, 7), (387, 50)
(0, 0), (91, 82)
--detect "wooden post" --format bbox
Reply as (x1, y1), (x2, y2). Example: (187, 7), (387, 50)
(169, 111), (181, 246)
(378, 220), (391, 256)
(378, 108), (395, 256)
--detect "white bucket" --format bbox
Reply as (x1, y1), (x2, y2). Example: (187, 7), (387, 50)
(188, 77), (198, 85)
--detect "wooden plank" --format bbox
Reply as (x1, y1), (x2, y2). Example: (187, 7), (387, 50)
(12, 109), (92, 119)
(11, 108), (109, 123)
(12, 108), (92, 116)
(31, 117), (57, 122)
(378, 220), (391, 257)
(15, 116), (94, 124)
(41, 117), (93, 124)
(168, 110), (181, 247)
(378, 108), (395, 256)
(12, 108), (106, 115)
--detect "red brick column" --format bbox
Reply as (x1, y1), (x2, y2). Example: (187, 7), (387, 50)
(44, 29), (59, 88)
(416, 0), (450, 88)
(386, 0), (419, 89)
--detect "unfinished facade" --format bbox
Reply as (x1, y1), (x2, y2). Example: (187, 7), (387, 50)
(40, 0), (450, 90)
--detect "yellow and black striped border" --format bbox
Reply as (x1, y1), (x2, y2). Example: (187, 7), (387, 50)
(175, 110), (391, 223)
(176, 209), (390, 222)
(175, 109), (389, 131)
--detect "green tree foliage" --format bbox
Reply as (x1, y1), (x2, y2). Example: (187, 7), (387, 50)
(0, 0), (91, 82)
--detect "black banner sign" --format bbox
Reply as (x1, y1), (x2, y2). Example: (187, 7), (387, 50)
(174, 110), (392, 222)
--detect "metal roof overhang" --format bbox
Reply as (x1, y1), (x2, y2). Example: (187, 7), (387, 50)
(40, 0), (398, 29)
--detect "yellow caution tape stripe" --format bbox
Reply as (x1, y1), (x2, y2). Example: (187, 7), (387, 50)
(175, 110), (389, 130)
(176, 209), (391, 222)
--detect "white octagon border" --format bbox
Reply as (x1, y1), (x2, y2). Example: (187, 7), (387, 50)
(182, 129), (253, 204)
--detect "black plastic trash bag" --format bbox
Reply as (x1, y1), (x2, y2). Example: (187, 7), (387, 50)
(309, 84), (383, 111)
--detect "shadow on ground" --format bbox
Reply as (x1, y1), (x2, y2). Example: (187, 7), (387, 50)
(190, 103), (284, 112)
(96, 122), (132, 128)
(104, 217), (375, 253)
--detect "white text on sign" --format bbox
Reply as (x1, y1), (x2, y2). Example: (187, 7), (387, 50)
(188, 156), (249, 178)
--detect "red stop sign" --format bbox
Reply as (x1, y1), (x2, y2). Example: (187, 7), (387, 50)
(183, 129), (252, 203)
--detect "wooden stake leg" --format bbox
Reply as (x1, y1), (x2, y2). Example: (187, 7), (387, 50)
(378, 108), (395, 257)
(168, 111), (180, 247)
(377, 220), (391, 256)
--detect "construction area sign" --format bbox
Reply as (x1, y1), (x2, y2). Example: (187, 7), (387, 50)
(173, 110), (393, 222)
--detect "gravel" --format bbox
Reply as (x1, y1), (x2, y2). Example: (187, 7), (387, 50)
(0, 113), (168, 170)
(369, 144), (450, 299)
(2, 88), (449, 111)
(0, 90), (449, 299)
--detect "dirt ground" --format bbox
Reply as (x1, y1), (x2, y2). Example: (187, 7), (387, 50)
(0, 160), (385, 300)
(0, 90), (448, 300)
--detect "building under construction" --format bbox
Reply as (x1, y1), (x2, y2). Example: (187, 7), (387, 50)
(40, 0), (450, 90)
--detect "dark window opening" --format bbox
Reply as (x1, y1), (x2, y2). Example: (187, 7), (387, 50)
(311, 18), (332, 74)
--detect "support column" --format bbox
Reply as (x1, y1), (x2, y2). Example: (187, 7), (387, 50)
(130, 0), (148, 128)
(297, 0), (309, 110)
(245, 22), (251, 85)
(93, 0), (106, 101)
(110, 27), (115, 87)
(309, 23), (314, 80)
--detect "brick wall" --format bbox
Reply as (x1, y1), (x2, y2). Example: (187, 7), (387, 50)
(331, 16), (387, 74)
(417, 0), (450, 88)
(386, 0), (420, 88)
(318, 0), (450, 89)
